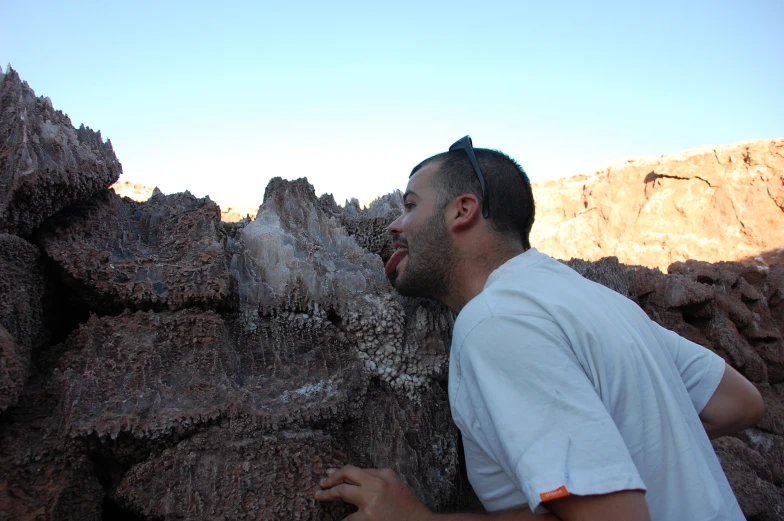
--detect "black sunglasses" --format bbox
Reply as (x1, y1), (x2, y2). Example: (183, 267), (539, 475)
(449, 135), (489, 218)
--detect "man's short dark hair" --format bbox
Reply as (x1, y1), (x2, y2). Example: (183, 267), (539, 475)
(410, 148), (535, 249)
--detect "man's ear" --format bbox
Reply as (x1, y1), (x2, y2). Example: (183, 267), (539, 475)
(447, 194), (482, 233)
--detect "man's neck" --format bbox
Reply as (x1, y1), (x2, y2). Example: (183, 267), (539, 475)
(442, 245), (527, 314)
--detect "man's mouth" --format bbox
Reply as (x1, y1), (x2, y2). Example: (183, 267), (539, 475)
(385, 244), (409, 276)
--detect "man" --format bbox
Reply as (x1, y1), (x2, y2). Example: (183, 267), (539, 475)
(315, 137), (764, 520)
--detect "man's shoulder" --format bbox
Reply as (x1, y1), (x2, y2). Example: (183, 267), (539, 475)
(485, 249), (581, 294)
(452, 294), (494, 347)
(487, 249), (637, 315)
(451, 294), (563, 358)
(454, 251), (564, 333)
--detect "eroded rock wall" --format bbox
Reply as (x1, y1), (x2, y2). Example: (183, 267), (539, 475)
(2, 173), (459, 520)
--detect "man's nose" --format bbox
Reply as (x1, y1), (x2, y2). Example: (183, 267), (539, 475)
(388, 213), (403, 237)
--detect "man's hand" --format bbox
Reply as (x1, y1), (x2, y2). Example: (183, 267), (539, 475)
(315, 465), (433, 521)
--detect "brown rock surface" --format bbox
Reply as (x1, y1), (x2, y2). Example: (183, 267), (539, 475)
(232, 178), (451, 390)
(115, 139), (784, 273)
(344, 379), (463, 511)
(0, 234), (45, 413)
(0, 67), (121, 236)
(0, 368), (104, 521)
(531, 138), (784, 270)
(713, 436), (784, 518)
(39, 189), (231, 313)
(116, 427), (352, 520)
(110, 138), (784, 273)
(56, 309), (366, 441)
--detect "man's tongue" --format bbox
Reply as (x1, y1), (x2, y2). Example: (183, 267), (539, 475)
(385, 248), (408, 276)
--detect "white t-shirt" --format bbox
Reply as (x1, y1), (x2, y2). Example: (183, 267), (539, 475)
(449, 248), (744, 520)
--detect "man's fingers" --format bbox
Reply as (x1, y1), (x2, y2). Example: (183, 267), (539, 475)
(320, 464), (371, 489)
(314, 482), (365, 504)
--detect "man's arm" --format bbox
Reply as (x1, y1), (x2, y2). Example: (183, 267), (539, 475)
(315, 465), (650, 521)
(699, 363), (764, 439)
(652, 323), (765, 438)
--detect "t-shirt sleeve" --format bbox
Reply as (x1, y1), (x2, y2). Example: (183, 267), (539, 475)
(456, 313), (647, 514)
(651, 322), (726, 413)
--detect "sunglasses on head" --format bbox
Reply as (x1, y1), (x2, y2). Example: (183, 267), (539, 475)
(449, 135), (489, 218)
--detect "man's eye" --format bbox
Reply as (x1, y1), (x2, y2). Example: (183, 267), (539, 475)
(404, 202), (415, 211)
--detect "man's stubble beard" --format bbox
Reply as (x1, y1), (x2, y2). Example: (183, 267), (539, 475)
(391, 210), (456, 301)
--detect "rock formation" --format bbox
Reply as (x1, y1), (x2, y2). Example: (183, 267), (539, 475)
(39, 189), (231, 314)
(3, 165), (459, 518)
(0, 66), (122, 236)
(1, 69), (783, 520)
(531, 139), (784, 271)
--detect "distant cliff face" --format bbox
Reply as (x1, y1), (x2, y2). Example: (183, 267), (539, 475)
(530, 139), (784, 270)
(110, 181), (259, 222)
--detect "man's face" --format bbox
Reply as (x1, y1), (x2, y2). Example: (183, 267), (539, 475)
(385, 163), (455, 299)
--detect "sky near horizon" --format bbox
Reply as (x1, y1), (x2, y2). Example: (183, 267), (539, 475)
(2, 1), (783, 208)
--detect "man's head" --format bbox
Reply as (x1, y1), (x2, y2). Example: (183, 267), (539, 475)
(386, 137), (535, 301)
(413, 139), (535, 248)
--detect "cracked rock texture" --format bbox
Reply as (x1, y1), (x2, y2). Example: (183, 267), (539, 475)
(1, 338), (105, 521)
(340, 192), (404, 264)
(231, 179), (450, 391)
(39, 189), (231, 313)
(0, 66), (122, 236)
(531, 138), (784, 270)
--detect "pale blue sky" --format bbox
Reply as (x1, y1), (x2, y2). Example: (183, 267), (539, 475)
(2, 1), (782, 207)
